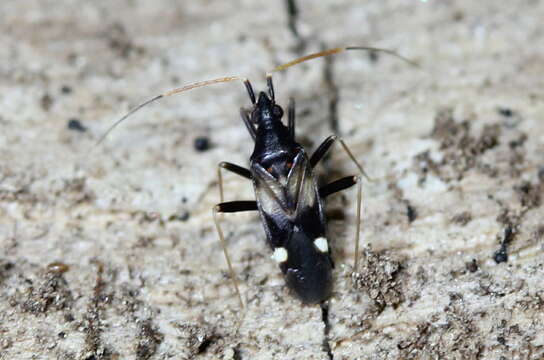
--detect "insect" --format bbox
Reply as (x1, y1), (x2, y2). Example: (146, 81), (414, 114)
(98, 46), (415, 307)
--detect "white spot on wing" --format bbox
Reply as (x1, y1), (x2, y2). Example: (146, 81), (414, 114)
(271, 247), (288, 263)
(314, 237), (328, 253)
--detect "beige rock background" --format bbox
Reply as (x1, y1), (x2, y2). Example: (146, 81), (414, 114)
(1, 1), (543, 359)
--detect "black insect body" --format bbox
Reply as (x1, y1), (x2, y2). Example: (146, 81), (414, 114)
(251, 89), (333, 303)
(214, 76), (364, 305)
(98, 46), (414, 307)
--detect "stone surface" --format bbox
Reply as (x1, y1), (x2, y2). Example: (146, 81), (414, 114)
(1, 1), (543, 359)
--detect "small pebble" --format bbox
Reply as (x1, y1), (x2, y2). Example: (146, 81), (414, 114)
(67, 119), (87, 132)
(193, 136), (210, 152)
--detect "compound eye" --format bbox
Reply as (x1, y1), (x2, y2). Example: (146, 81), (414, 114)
(273, 105), (284, 118)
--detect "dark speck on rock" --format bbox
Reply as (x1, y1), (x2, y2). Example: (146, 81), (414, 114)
(369, 51), (379, 63)
(451, 211), (472, 226)
(493, 224), (515, 264)
(493, 246), (508, 264)
(41, 93), (53, 111)
(538, 167), (544, 182)
(61, 85), (73, 94)
(174, 212), (190, 222)
(406, 203), (417, 223)
(194, 136), (211, 152)
(497, 107), (513, 117)
(67, 119), (87, 132)
(466, 259), (479, 273)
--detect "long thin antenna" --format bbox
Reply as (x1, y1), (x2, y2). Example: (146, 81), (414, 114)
(269, 46), (419, 73)
(95, 76), (245, 147)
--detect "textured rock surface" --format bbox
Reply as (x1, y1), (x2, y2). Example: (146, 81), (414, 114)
(1, 1), (543, 359)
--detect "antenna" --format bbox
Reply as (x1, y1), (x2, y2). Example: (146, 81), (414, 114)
(268, 46), (418, 74)
(95, 76), (245, 147)
(95, 46), (417, 147)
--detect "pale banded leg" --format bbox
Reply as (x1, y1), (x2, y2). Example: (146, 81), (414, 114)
(310, 135), (373, 181)
(212, 200), (257, 308)
(312, 135), (368, 270)
(288, 98), (296, 140)
(216, 162), (251, 203)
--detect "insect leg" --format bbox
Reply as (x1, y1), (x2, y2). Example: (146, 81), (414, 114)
(266, 74), (275, 101)
(288, 98), (295, 140)
(312, 135), (368, 269)
(319, 175), (357, 198)
(217, 162), (252, 203)
(240, 108), (256, 140)
(354, 176), (363, 271)
(213, 201), (258, 308)
(243, 79), (256, 104)
(310, 135), (372, 181)
(309, 135), (336, 168)
(319, 175), (363, 270)
(215, 200), (257, 212)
